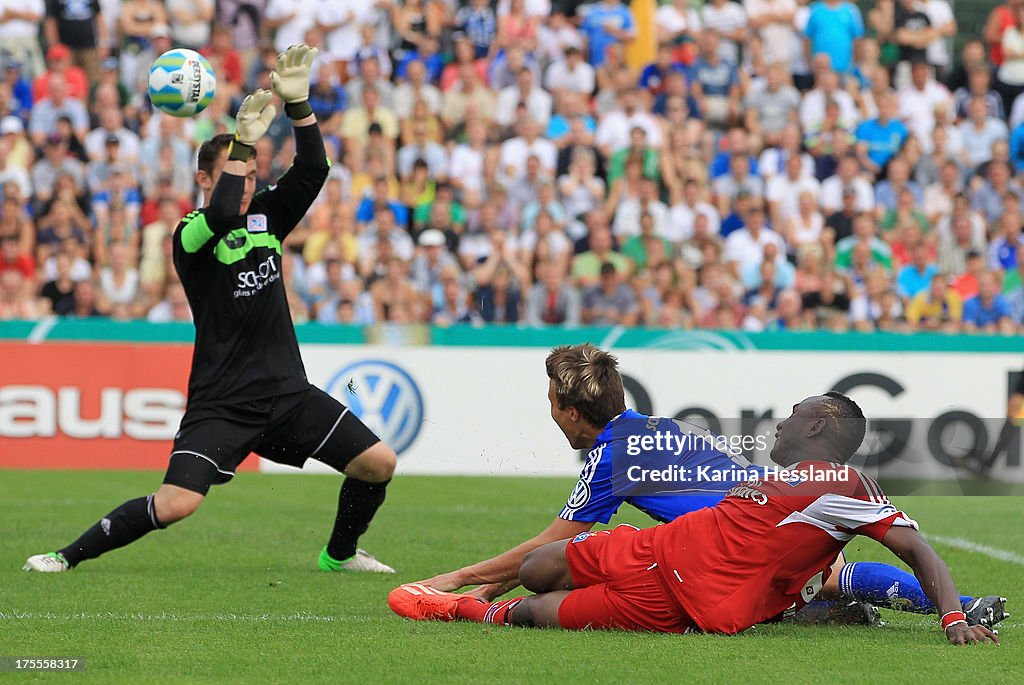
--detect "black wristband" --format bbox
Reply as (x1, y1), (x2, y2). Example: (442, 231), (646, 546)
(228, 139), (254, 162)
(285, 100), (314, 120)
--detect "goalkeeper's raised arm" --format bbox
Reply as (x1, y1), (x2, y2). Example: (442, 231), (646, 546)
(203, 89), (275, 232)
(271, 44), (323, 144)
(262, 44), (331, 236)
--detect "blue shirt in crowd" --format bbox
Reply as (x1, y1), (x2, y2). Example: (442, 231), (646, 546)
(897, 264), (937, 299)
(856, 118), (908, 169)
(581, 3), (635, 67)
(804, 1), (864, 74)
(963, 295), (1012, 328)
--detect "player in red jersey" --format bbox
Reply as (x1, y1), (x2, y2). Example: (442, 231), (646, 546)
(389, 392), (1000, 645)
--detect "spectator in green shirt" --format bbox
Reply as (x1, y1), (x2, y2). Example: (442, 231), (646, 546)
(414, 183), (465, 231)
(622, 212), (673, 273)
(835, 214), (894, 272)
(880, 187), (929, 235)
(1003, 257), (1024, 294)
(571, 223), (632, 287)
(606, 126), (660, 184)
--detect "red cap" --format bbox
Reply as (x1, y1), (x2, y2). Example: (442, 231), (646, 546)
(47, 44), (71, 62)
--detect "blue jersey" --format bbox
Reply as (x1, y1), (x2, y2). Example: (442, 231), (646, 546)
(855, 119), (908, 169)
(804, 2), (864, 74)
(559, 410), (762, 524)
(581, 4), (634, 67)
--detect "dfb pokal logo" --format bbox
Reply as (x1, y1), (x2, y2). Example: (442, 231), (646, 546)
(325, 360), (424, 455)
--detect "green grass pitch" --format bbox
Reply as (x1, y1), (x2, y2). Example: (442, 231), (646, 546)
(2, 471), (1023, 684)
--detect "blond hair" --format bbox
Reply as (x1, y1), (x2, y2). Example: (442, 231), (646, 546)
(545, 344), (626, 427)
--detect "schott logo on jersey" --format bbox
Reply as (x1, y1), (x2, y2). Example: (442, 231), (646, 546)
(233, 255), (280, 298)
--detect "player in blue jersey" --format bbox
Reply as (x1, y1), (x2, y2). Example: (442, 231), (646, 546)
(556, 411), (756, 526)
(417, 344), (1007, 627)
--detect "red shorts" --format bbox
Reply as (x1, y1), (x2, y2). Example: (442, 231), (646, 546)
(557, 524), (697, 633)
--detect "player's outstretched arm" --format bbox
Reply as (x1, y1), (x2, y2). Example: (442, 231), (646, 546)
(270, 44), (324, 150)
(418, 517), (594, 600)
(262, 44), (329, 232)
(881, 526), (999, 645)
(206, 90), (276, 230)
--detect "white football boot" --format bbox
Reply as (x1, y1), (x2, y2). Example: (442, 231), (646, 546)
(23, 552), (70, 573)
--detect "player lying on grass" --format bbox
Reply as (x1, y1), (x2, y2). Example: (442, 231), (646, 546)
(24, 45), (396, 575)
(390, 392), (1000, 645)
(416, 344), (1007, 627)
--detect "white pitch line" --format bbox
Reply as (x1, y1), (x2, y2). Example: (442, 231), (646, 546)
(0, 611), (370, 623)
(925, 535), (1024, 566)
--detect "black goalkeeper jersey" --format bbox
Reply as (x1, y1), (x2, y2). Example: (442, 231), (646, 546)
(172, 125), (329, 407)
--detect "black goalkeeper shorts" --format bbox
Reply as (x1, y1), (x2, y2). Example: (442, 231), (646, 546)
(163, 385), (380, 495)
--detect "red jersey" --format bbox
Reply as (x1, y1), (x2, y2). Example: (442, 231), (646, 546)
(989, 6), (1015, 66)
(33, 67), (89, 102)
(651, 461), (918, 635)
(0, 253), (35, 279)
(199, 48), (243, 87)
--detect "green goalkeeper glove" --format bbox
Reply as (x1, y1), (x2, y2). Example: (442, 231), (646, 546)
(270, 44), (318, 119)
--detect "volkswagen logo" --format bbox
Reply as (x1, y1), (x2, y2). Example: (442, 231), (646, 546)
(324, 360), (424, 454)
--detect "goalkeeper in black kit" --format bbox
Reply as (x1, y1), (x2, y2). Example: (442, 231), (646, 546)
(24, 45), (398, 575)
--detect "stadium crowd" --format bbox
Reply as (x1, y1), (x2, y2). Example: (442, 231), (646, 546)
(1, 0), (1024, 332)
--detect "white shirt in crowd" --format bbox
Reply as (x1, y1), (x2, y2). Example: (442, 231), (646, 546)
(397, 142), (449, 179)
(820, 176), (876, 214)
(700, 1), (747, 66)
(595, 110), (663, 153)
(756, 149), (815, 181)
(167, 0), (214, 48)
(393, 82), (443, 118)
(656, 2), (702, 38)
(84, 127), (142, 163)
(799, 88), (859, 132)
(98, 0), (122, 49)
(668, 201), (721, 242)
(44, 256), (92, 283)
(0, 0), (44, 40)
(499, 136), (558, 178)
(99, 268), (140, 305)
(495, 86), (553, 128)
(921, 0), (955, 70)
(537, 24), (583, 63)
(743, 0), (798, 66)
(725, 227), (787, 272)
(612, 198), (669, 239)
(265, 0), (317, 54)
(897, 80), (953, 149)
(496, 0), (549, 17)
(519, 229), (572, 261)
(789, 211), (824, 246)
(766, 174), (821, 225)
(318, 0), (376, 62)
(545, 60), (596, 95)
(449, 144), (486, 194)
(999, 27), (1024, 86)
(0, 166), (31, 198)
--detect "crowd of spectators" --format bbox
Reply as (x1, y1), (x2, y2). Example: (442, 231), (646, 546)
(2, 0), (1024, 333)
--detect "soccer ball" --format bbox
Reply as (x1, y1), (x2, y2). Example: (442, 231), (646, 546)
(148, 49), (216, 117)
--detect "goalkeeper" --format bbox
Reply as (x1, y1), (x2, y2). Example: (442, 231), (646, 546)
(24, 46), (397, 575)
